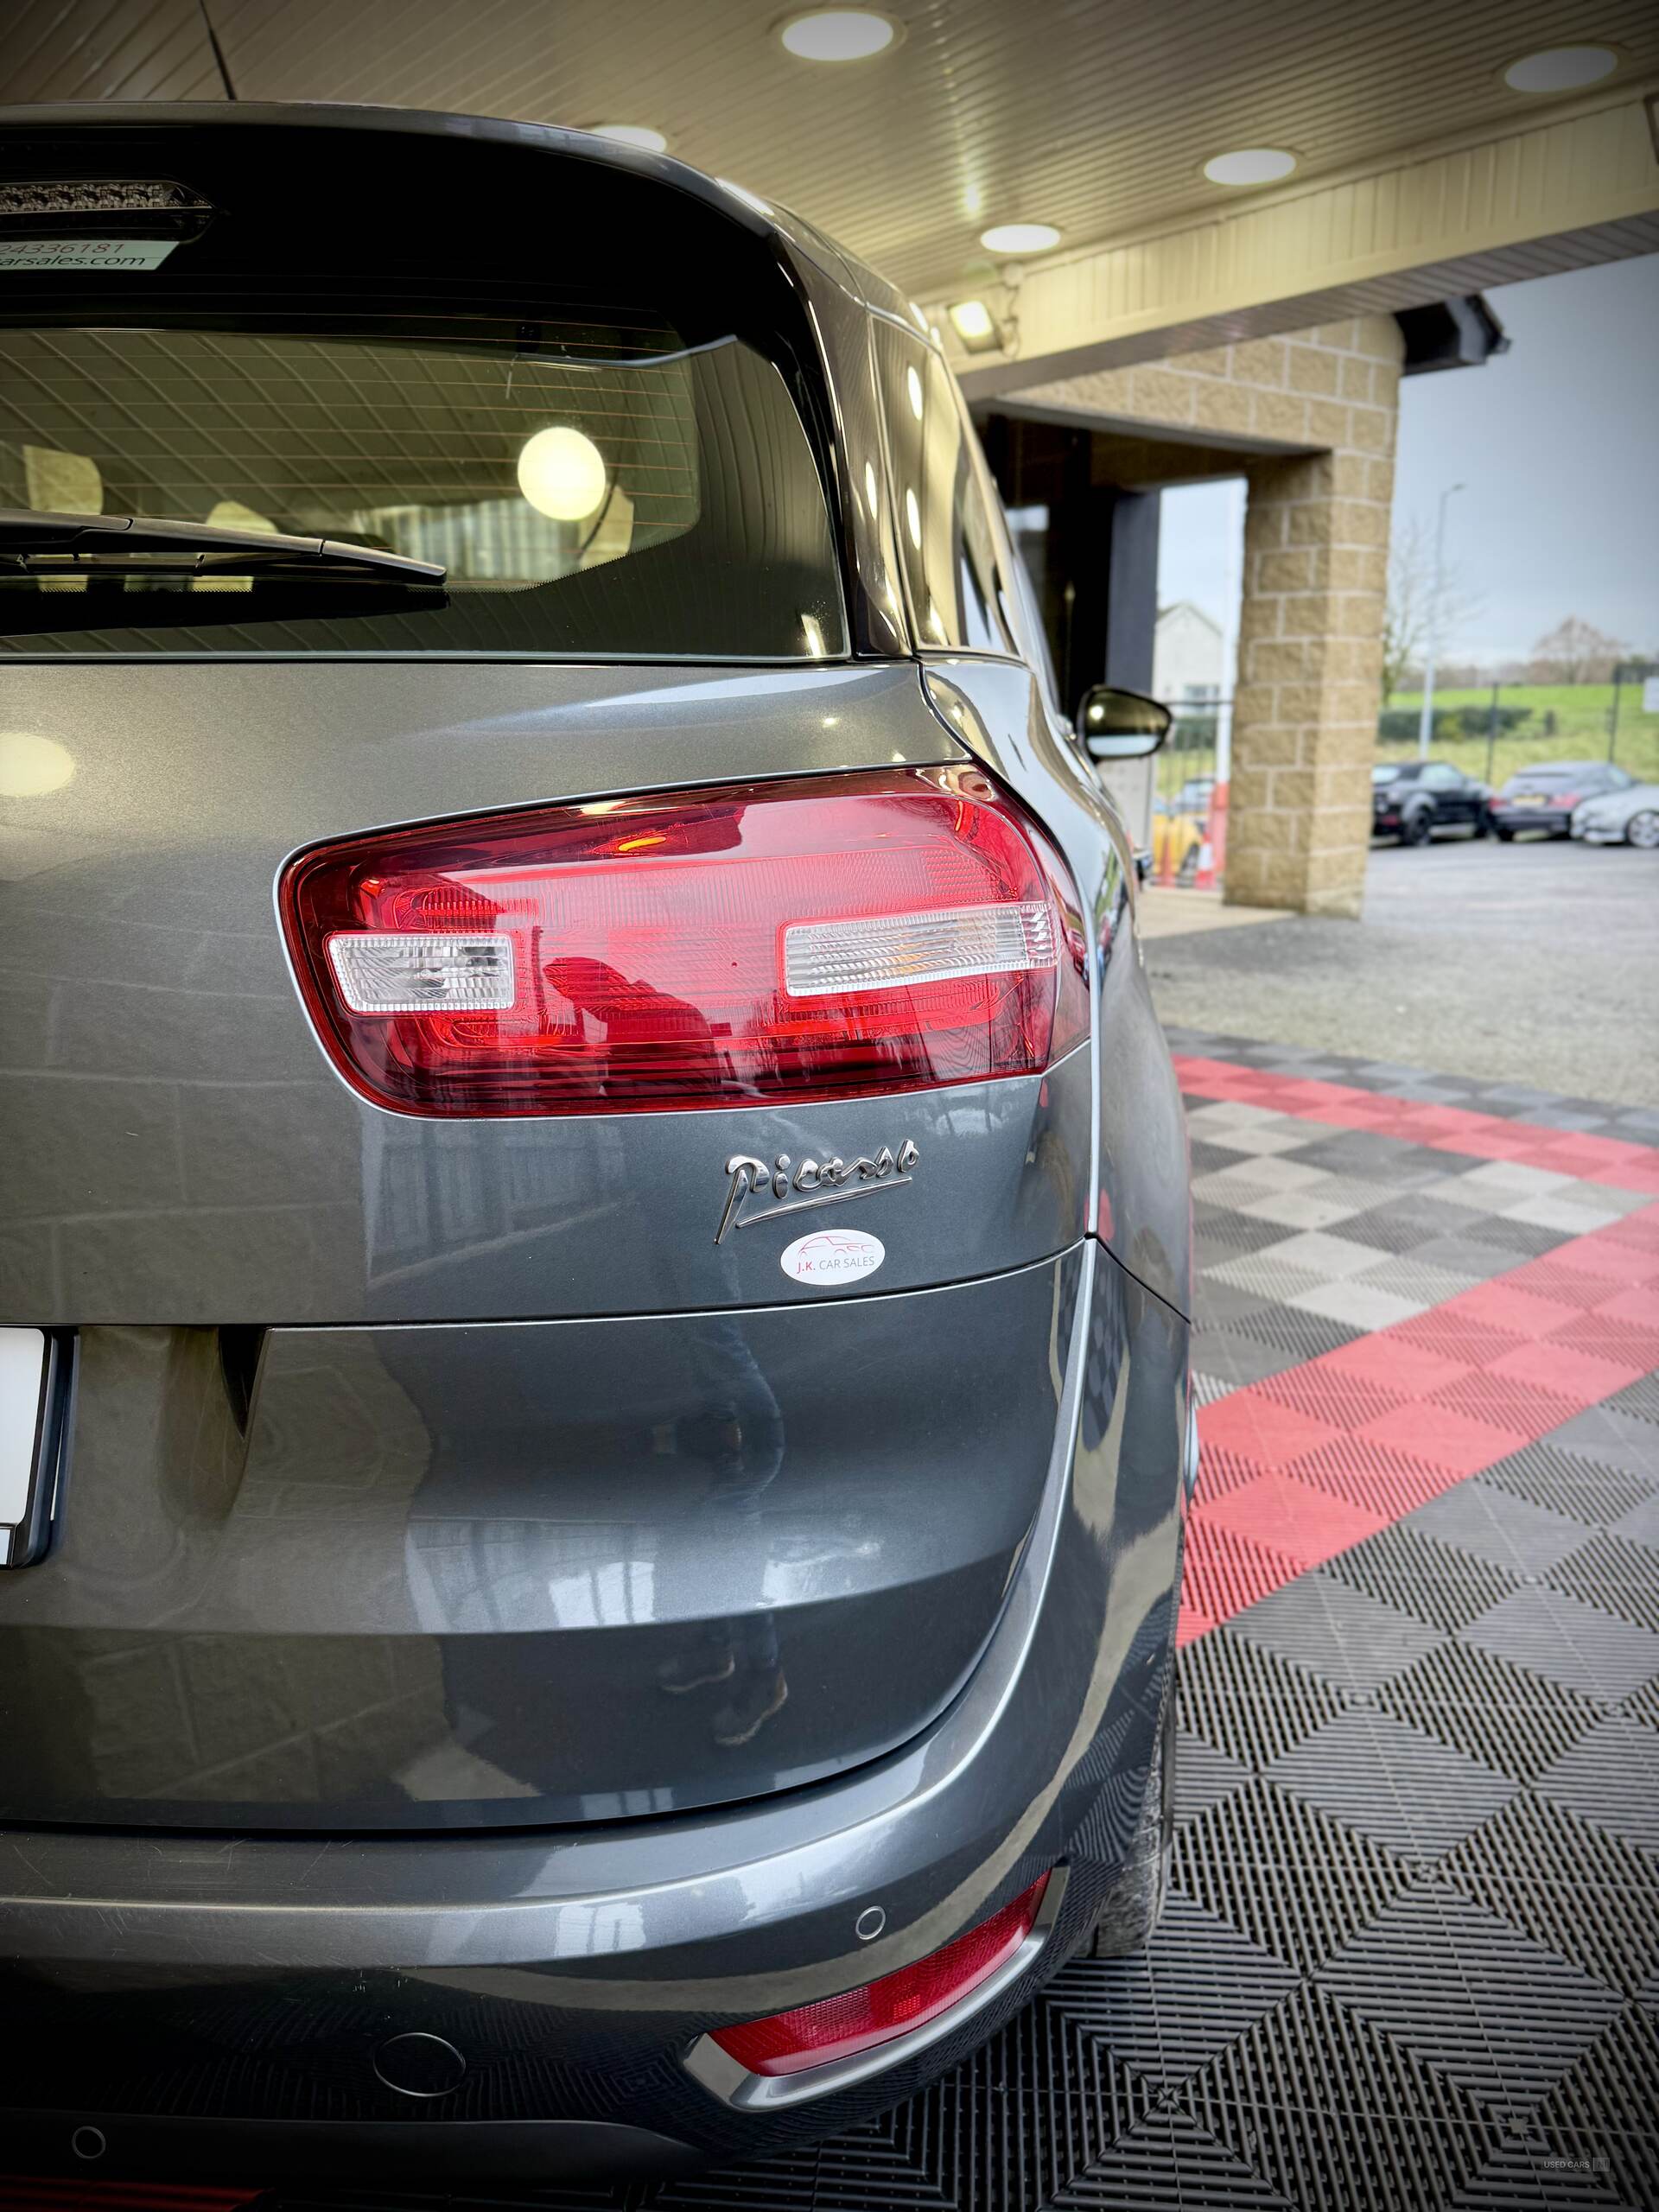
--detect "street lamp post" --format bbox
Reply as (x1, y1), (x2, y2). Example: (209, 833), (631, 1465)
(1417, 481), (1465, 760)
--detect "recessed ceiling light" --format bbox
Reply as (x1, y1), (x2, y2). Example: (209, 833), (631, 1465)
(1203, 148), (1297, 187)
(1503, 44), (1618, 94)
(588, 124), (669, 153)
(979, 221), (1061, 256)
(778, 10), (899, 62)
(948, 298), (999, 353)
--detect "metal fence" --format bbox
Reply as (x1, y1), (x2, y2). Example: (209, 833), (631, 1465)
(1143, 669), (1658, 891)
(1376, 664), (1659, 785)
(1155, 709), (1220, 807)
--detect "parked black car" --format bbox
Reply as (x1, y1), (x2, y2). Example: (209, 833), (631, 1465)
(1489, 760), (1637, 840)
(0, 102), (1193, 2187)
(1371, 759), (1492, 843)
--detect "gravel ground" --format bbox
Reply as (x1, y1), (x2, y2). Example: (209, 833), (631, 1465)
(1145, 833), (1659, 1107)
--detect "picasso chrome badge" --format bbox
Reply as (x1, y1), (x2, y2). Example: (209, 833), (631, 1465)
(715, 1141), (919, 1244)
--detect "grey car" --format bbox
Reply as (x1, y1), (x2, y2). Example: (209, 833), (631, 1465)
(0, 105), (1192, 2188)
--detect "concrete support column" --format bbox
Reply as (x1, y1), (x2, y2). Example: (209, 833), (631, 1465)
(1223, 317), (1404, 916)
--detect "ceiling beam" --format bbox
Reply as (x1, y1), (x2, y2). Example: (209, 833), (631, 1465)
(938, 88), (1659, 400)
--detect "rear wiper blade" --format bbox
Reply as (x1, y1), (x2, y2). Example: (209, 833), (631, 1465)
(0, 509), (446, 583)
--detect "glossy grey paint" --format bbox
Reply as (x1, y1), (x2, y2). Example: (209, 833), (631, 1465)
(0, 659), (1113, 1326)
(920, 658), (1193, 1319)
(0, 101), (1192, 2174)
(0, 1243), (1185, 2171)
(0, 1252), (1077, 1826)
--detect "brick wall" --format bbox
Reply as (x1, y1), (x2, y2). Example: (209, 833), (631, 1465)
(1015, 315), (1407, 915)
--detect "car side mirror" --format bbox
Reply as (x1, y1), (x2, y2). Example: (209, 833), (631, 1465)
(1076, 685), (1172, 760)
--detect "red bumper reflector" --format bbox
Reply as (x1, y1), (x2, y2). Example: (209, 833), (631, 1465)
(279, 767), (1087, 1117)
(710, 1871), (1051, 2076)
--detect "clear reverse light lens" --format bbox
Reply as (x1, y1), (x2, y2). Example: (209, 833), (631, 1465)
(327, 933), (516, 1014)
(785, 902), (1055, 997)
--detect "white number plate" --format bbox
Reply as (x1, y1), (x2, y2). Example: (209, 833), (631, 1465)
(0, 1326), (48, 1552)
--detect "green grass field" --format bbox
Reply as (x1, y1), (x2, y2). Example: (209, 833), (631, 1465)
(1379, 682), (1659, 788)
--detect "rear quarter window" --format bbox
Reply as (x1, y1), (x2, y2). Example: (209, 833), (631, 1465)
(873, 320), (1020, 658)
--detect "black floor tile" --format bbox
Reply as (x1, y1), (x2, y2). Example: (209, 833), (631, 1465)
(1317, 1884), (1621, 2111)
(1533, 1718), (1659, 1856)
(1461, 1589), (1659, 1705)
(1266, 1709), (1517, 1859)
(1402, 1483), (1590, 1576)
(1226, 1571), (1446, 1696)
(1375, 1641), (1606, 1785)
(1173, 1776), (1419, 1974)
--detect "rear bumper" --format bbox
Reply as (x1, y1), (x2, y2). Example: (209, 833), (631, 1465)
(0, 1238), (1188, 2181)
(1493, 807), (1571, 833)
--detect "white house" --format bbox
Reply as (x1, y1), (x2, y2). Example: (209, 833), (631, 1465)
(1153, 601), (1224, 708)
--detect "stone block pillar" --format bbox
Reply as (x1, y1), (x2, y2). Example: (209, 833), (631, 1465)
(1224, 315), (1405, 916)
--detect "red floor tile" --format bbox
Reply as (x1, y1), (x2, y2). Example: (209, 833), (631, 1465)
(1428, 1127), (1547, 1161)
(1252, 1363), (1414, 1431)
(1198, 1471), (1387, 1565)
(1351, 1398), (1529, 1477)
(1592, 1284), (1659, 1330)
(1517, 1262), (1632, 1311)
(1550, 1313), (1659, 1370)
(1485, 1336), (1653, 1405)
(1180, 1513), (1306, 1621)
(1602, 1211), (1659, 1254)
(1316, 1333), (1474, 1396)
(1197, 1390), (1342, 1471)
(1192, 1442), (1274, 1502)
(1548, 1237), (1651, 1285)
(1389, 1310), (1529, 1367)
(1175, 1605), (1218, 1648)
(1426, 1369), (1581, 1436)
(1446, 1280), (1588, 1338)
(1531, 1135), (1653, 1177)
(1281, 1435), (1459, 1516)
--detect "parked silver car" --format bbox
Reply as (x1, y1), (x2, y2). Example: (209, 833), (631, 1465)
(1572, 781), (1659, 847)
(0, 105), (1192, 2185)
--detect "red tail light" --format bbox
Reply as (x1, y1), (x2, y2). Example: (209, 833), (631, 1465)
(279, 768), (1087, 1117)
(709, 1872), (1051, 2076)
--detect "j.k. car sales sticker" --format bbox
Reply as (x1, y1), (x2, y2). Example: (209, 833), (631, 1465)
(779, 1228), (886, 1284)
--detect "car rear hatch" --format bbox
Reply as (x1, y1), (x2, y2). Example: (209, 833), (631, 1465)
(0, 110), (1090, 1830)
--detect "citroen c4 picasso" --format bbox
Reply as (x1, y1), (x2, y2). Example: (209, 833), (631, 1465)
(0, 105), (1192, 2185)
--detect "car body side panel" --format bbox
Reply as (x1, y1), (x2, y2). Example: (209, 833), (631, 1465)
(918, 658), (1192, 1320)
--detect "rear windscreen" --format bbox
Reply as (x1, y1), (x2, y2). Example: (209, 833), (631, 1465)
(0, 320), (846, 659)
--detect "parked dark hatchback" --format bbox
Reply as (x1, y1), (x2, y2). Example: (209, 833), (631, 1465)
(1371, 758), (1492, 842)
(1490, 760), (1637, 839)
(0, 106), (1192, 2186)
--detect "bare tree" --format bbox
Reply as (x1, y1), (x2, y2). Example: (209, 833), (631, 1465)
(1529, 617), (1628, 684)
(1381, 515), (1482, 702)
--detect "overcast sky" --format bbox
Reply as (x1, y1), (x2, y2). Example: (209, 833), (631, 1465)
(1157, 254), (1659, 670)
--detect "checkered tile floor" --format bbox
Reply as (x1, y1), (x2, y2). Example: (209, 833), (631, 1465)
(62, 1038), (1659, 2212)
